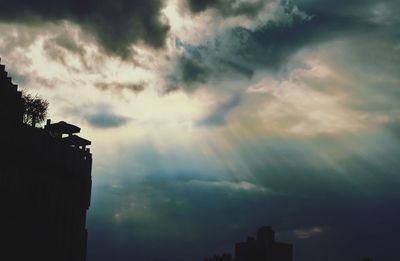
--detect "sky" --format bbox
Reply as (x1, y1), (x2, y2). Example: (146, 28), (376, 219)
(1, 0), (400, 260)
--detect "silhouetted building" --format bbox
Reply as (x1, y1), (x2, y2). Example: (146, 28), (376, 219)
(204, 227), (293, 261)
(235, 226), (293, 261)
(0, 61), (23, 126)
(0, 59), (92, 261)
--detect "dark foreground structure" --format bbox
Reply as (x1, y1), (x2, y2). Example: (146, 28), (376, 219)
(0, 60), (92, 261)
(235, 226), (293, 261)
(205, 227), (293, 261)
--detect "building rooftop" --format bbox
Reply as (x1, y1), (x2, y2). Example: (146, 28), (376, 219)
(63, 134), (91, 148)
(45, 120), (81, 135)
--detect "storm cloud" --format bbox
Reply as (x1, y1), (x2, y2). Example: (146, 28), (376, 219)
(86, 109), (131, 129)
(186, 0), (268, 17)
(169, 0), (396, 92)
(95, 82), (146, 94)
(0, 0), (169, 58)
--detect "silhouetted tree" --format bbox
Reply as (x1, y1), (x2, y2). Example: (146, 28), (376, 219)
(22, 92), (49, 127)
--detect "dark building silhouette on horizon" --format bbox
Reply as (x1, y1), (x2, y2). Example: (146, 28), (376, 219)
(235, 226), (293, 261)
(205, 227), (293, 261)
(0, 59), (92, 261)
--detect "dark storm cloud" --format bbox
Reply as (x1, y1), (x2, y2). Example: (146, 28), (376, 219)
(170, 34), (259, 91)
(188, 0), (400, 21)
(72, 104), (133, 129)
(220, 59), (254, 79)
(95, 82), (146, 94)
(186, 0), (267, 17)
(0, 0), (169, 58)
(50, 33), (85, 56)
(168, 4), (310, 90)
(293, 0), (400, 18)
(86, 110), (131, 129)
(43, 38), (76, 70)
(170, 0), (393, 92)
(179, 55), (209, 85)
(42, 33), (100, 72)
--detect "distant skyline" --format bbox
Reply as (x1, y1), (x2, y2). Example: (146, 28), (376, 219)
(1, 0), (400, 260)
